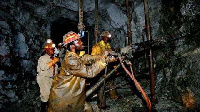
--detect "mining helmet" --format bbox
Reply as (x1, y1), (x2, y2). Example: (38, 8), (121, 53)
(58, 43), (62, 46)
(100, 31), (112, 38)
(58, 43), (63, 48)
(63, 31), (80, 46)
(45, 39), (55, 49)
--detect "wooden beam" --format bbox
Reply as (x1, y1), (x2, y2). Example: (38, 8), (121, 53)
(126, 0), (132, 45)
(94, 0), (98, 44)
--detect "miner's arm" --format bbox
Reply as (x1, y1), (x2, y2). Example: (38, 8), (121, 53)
(66, 55), (107, 78)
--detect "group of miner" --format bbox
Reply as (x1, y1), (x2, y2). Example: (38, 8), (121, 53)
(37, 30), (126, 112)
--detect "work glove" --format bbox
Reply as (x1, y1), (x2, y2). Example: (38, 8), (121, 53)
(103, 50), (109, 58)
(54, 47), (59, 57)
(104, 51), (118, 63)
(47, 57), (59, 68)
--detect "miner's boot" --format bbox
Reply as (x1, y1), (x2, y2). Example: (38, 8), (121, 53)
(108, 80), (118, 99)
(97, 85), (109, 109)
(41, 102), (48, 112)
(109, 89), (118, 99)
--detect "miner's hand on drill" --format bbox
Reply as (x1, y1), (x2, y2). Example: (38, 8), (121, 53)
(47, 57), (59, 68)
(108, 56), (117, 63)
(104, 51), (118, 63)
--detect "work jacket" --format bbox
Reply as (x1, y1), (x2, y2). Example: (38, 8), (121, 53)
(37, 54), (58, 102)
(48, 51), (106, 112)
(91, 40), (111, 55)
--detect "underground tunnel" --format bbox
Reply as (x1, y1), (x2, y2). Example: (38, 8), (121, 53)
(0, 0), (199, 112)
(51, 17), (78, 45)
(51, 17), (90, 53)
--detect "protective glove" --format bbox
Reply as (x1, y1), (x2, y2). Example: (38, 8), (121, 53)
(47, 57), (59, 68)
(54, 47), (59, 57)
(103, 50), (109, 58)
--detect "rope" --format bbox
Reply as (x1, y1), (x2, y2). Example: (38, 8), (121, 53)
(118, 55), (152, 112)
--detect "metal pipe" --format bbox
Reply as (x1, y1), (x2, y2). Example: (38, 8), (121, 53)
(86, 64), (121, 98)
(144, 0), (156, 105)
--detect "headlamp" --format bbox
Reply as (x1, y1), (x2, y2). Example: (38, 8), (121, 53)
(52, 44), (55, 48)
(80, 30), (85, 37)
(108, 34), (111, 38)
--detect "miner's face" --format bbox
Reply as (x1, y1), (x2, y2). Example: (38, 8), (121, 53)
(45, 48), (55, 56)
(74, 39), (84, 50)
(102, 36), (110, 43)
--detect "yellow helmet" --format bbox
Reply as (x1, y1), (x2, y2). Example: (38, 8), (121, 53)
(100, 31), (112, 38)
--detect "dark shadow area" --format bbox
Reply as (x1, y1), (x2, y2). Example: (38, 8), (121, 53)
(51, 17), (78, 45)
(51, 17), (90, 54)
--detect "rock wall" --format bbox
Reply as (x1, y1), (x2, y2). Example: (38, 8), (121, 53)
(0, 0), (199, 111)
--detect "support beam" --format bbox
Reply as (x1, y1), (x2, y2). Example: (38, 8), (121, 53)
(78, 0), (85, 31)
(94, 0), (98, 44)
(126, 0), (132, 45)
(143, 0), (157, 105)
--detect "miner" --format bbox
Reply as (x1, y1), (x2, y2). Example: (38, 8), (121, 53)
(48, 31), (113, 112)
(37, 39), (59, 112)
(91, 31), (118, 109)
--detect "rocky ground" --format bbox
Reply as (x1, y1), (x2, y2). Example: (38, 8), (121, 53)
(87, 75), (199, 112)
(90, 89), (145, 112)
(1, 74), (199, 112)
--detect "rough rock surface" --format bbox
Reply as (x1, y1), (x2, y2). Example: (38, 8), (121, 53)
(0, 0), (199, 111)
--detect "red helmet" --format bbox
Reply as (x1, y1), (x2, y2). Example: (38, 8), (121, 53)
(63, 31), (80, 46)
